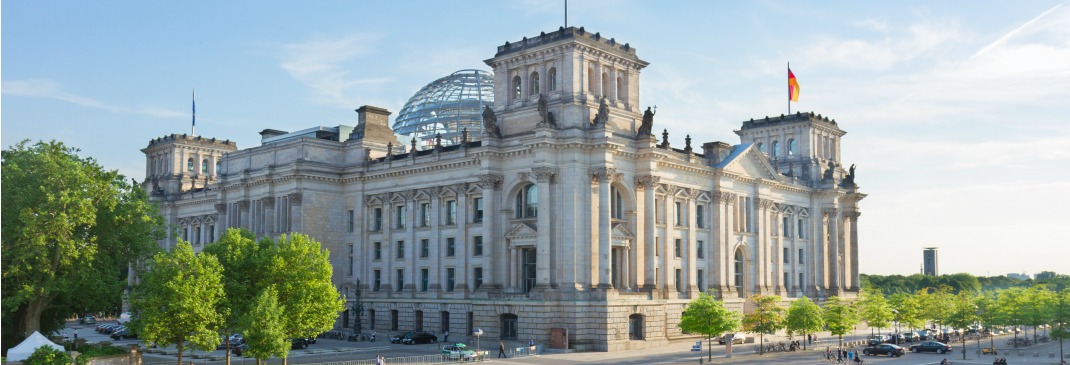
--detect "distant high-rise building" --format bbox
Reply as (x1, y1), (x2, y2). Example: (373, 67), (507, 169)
(1007, 273), (1029, 280)
(923, 248), (939, 276)
(1035, 271), (1056, 280)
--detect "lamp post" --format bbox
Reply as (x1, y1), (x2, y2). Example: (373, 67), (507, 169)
(474, 328), (483, 360)
(892, 309), (900, 346)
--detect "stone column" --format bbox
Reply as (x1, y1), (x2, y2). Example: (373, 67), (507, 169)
(637, 175), (659, 290)
(847, 211), (861, 291)
(214, 203), (226, 237)
(715, 192), (736, 296)
(478, 174), (502, 292)
(825, 208), (841, 294)
(591, 167), (614, 289)
(288, 193), (303, 232)
(662, 186), (676, 295)
(685, 190), (699, 294)
(532, 167), (556, 289)
(261, 198), (275, 235)
(238, 200), (250, 231)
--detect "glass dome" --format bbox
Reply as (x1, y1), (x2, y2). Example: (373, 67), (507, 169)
(393, 69), (495, 148)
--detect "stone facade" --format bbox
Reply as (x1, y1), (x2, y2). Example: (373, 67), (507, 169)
(143, 26), (864, 352)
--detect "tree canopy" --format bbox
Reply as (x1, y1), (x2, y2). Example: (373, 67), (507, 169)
(742, 295), (785, 354)
(2, 140), (165, 347)
(785, 296), (824, 350)
(130, 240), (224, 365)
(822, 296), (860, 348)
(679, 292), (740, 361)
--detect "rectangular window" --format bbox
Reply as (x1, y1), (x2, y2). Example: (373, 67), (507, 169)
(473, 197), (484, 223)
(696, 240), (704, 259)
(784, 272), (790, 287)
(420, 239), (429, 258)
(674, 202), (682, 226)
(697, 269), (704, 291)
(395, 205), (405, 229)
(473, 267), (483, 290)
(696, 205), (705, 228)
(396, 240), (405, 259)
(655, 237), (660, 257)
(782, 216), (790, 237)
(675, 269), (682, 292)
(347, 209), (355, 232)
(446, 268), (456, 292)
(446, 200), (457, 225)
(348, 244), (354, 276)
(373, 270), (381, 291)
(799, 248), (804, 263)
(446, 237), (456, 257)
(674, 238), (682, 258)
(373, 242), (382, 260)
(420, 203), (430, 227)
(373, 208), (383, 230)
(784, 247), (790, 263)
(655, 199), (662, 224)
(208, 225), (215, 243)
(797, 218), (806, 238)
(396, 269), (404, 292)
(420, 269), (429, 292)
(473, 236), (484, 256)
(799, 273), (805, 289)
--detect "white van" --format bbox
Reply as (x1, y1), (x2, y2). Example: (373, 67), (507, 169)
(117, 312), (132, 324)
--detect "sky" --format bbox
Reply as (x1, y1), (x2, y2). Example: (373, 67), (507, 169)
(3, 0), (1069, 277)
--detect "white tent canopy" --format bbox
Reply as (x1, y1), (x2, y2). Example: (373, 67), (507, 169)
(6, 331), (66, 362)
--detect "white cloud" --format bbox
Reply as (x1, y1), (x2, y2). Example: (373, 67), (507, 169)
(1, 79), (184, 118)
(279, 33), (393, 107)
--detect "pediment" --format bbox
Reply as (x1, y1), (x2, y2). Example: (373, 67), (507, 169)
(611, 223), (634, 247)
(506, 222), (537, 241)
(718, 144), (782, 181)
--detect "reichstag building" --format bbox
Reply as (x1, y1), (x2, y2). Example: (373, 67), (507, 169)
(141, 27), (864, 351)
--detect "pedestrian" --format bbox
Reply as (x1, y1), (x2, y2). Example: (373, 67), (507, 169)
(498, 341), (507, 358)
(73, 329), (78, 341)
(529, 338), (535, 347)
(443, 331), (449, 343)
(807, 333), (812, 345)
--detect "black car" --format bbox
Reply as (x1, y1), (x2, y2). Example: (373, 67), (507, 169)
(862, 344), (905, 357)
(291, 338), (308, 349)
(402, 332), (438, 345)
(910, 341), (952, 354)
(390, 332), (414, 344)
(110, 328), (136, 340)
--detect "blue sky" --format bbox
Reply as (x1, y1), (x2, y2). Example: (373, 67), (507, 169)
(3, 0), (1068, 276)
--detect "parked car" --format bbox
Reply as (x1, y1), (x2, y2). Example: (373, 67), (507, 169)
(909, 341), (952, 354)
(290, 338), (308, 349)
(232, 344), (249, 357)
(717, 334), (745, 345)
(117, 312), (132, 325)
(390, 332), (414, 344)
(867, 335), (885, 346)
(228, 334), (244, 345)
(442, 343), (481, 362)
(111, 327), (136, 340)
(402, 332), (438, 345)
(862, 344), (905, 357)
(80, 316), (97, 325)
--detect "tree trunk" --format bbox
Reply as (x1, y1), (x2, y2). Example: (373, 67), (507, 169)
(21, 297), (50, 337)
(176, 342), (184, 365)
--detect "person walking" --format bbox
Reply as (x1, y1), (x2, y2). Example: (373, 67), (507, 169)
(498, 341), (507, 358)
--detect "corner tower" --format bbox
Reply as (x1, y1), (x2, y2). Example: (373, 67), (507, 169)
(483, 27), (649, 136)
(735, 112), (847, 184)
(141, 134), (237, 196)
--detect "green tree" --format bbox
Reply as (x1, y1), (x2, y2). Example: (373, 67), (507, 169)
(917, 286), (954, 330)
(994, 287), (1027, 348)
(888, 292), (923, 333)
(1049, 289), (1070, 360)
(945, 291), (979, 360)
(24, 345), (72, 365)
(2, 140), (165, 346)
(202, 228), (263, 365)
(785, 296), (824, 350)
(742, 295), (785, 355)
(974, 291), (1000, 353)
(858, 288), (894, 335)
(261, 233), (344, 365)
(822, 296), (859, 348)
(242, 286), (289, 364)
(130, 241), (224, 365)
(1021, 286), (1055, 343)
(678, 292), (741, 361)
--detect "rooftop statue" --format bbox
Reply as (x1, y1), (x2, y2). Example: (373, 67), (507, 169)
(592, 97), (609, 126)
(637, 106), (655, 137)
(538, 94), (557, 128)
(482, 105), (501, 138)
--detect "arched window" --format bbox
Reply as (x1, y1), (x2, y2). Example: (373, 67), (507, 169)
(187, 158), (194, 172)
(757, 142), (765, 154)
(201, 159), (209, 174)
(513, 76), (522, 100)
(610, 186), (624, 219)
(629, 314), (644, 340)
(500, 314), (518, 340)
(529, 72), (539, 95)
(515, 184), (537, 218)
(601, 72), (609, 96)
(734, 248), (745, 298)
(771, 140), (780, 159)
(548, 68), (557, 91)
(216, 161), (222, 175)
(616, 76), (624, 101)
(788, 139), (797, 156)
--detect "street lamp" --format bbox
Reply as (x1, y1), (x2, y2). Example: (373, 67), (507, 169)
(892, 309), (900, 346)
(474, 328), (484, 360)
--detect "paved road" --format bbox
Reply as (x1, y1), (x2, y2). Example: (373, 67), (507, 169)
(64, 321), (1068, 365)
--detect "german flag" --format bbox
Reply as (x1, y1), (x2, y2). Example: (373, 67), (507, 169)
(788, 68), (800, 102)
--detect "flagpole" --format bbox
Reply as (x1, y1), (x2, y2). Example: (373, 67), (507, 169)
(787, 62), (791, 115)
(192, 89), (197, 136)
